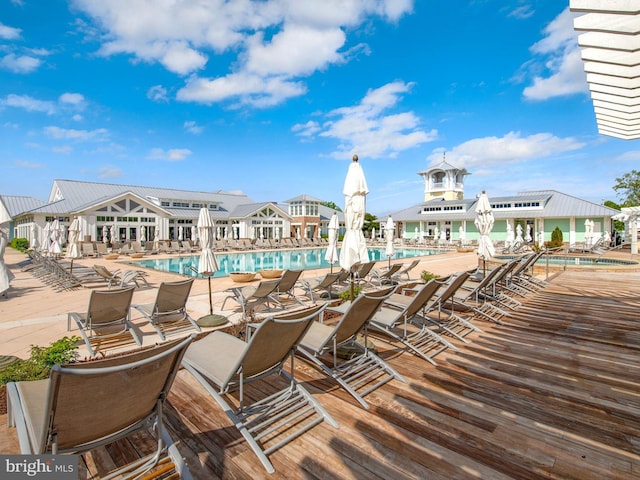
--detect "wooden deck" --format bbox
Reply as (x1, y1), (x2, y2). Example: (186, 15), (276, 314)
(3, 270), (640, 479)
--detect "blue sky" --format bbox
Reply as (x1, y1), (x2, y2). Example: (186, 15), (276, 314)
(0, 0), (637, 216)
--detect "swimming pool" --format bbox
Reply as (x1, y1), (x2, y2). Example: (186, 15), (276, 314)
(495, 255), (638, 267)
(127, 247), (442, 277)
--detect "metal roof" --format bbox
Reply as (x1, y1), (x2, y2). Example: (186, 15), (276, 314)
(0, 195), (46, 217)
(571, 0), (640, 140)
(391, 190), (619, 222)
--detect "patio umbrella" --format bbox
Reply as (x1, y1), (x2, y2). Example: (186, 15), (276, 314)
(515, 224), (524, 244)
(178, 225), (184, 241)
(439, 228), (447, 243)
(153, 225), (160, 250)
(339, 154), (369, 300)
(371, 227), (376, 242)
(433, 225), (439, 243)
(459, 225), (466, 245)
(30, 224), (39, 250)
(191, 225), (197, 242)
(110, 225), (117, 244)
(324, 212), (339, 272)
(505, 222), (514, 249)
(474, 190), (495, 276)
(525, 224), (532, 243)
(66, 218), (82, 274)
(296, 227), (301, 239)
(140, 226), (146, 244)
(197, 207), (226, 327)
(385, 215), (395, 268)
(102, 227), (109, 244)
(41, 222), (51, 253)
(0, 229), (14, 297)
(49, 219), (63, 257)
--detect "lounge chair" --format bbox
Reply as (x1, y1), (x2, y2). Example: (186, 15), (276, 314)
(271, 269), (306, 306)
(93, 264), (122, 287)
(392, 259), (421, 282)
(7, 336), (194, 479)
(300, 271), (342, 303)
(354, 261), (376, 285)
(93, 265), (149, 289)
(132, 277), (201, 340)
(297, 286), (405, 409)
(143, 241), (159, 254)
(81, 242), (97, 257)
(181, 304), (337, 474)
(368, 280), (457, 364)
(95, 242), (109, 256)
(221, 279), (282, 317)
(367, 263), (403, 286)
(67, 286), (140, 356)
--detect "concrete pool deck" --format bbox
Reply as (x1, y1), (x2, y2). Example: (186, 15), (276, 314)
(0, 246), (481, 359)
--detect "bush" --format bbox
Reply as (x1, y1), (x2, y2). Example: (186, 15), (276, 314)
(545, 227), (564, 249)
(421, 270), (439, 282)
(0, 336), (80, 385)
(10, 237), (29, 252)
(338, 285), (362, 302)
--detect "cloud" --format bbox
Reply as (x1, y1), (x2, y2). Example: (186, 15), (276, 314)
(0, 23), (21, 40)
(44, 126), (109, 142)
(507, 5), (534, 20)
(0, 53), (42, 73)
(147, 85), (169, 103)
(293, 80), (437, 159)
(147, 147), (192, 161)
(183, 121), (203, 134)
(71, 0), (415, 106)
(15, 160), (44, 168)
(521, 7), (588, 100)
(426, 131), (585, 168)
(1, 94), (56, 114)
(52, 145), (73, 154)
(98, 165), (123, 178)
(59, 93), (85, 107)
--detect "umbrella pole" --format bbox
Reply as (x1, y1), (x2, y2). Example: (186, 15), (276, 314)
(350, 273), (355, 302)
(197, 273), (228, 328)
(69, 259), (73, 276)
(208, 275), (213, 316)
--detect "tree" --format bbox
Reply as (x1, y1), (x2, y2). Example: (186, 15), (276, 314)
(322, 201), (342, 212)
(363, 213), (379, 234)
(604, 200), (625, 231)
(613, 170), (640, 206)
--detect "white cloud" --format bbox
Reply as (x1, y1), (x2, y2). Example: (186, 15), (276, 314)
(71, 0), (415, 107)
(147, 147), (192, 161)
(426, 131), (585, 168)
(2, 94), (56, 114)
(521, 7), (588, 100)
(52, 145), (73, 154)
(44, 126), (109, 142)
(0, 23), (21, 40)
(177, 72), (306, 108)
(15, 160), (43, 168)
(147, 85), (169, 103)
(98, 165), (124, 178)
(508, 5), (534, 20)
(183, 121), (203, 134)
(59, 93), (85, 106)
(294, 81), (436, 159)
(0, 53), (42, 73)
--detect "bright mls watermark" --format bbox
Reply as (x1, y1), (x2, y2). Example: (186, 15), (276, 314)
(0, 455), (77, 479)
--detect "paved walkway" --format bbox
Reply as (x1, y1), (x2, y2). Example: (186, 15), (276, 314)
(0, 246), (480, 359)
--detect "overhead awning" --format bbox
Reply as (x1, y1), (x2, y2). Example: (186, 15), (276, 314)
(570, 0), (640, 139)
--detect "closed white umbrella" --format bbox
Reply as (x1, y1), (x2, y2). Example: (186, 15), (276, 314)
(140, 226), (146, 243)
(385, 215), (395, 268)
(110, 225), (117, 244)
(30, 224), (39, 250)
(525, 224), (533, 243)
(505, 222), (514, 249)
(371, 227), (376, 242)
(197, 207), (226, 327)
(515, 224), (524, 244)
(459, 225), (466, 245)
(178, 225), (184, 241)
(439, 228), (447, 243)
(191, 225), (197, 242)
(153, 225), (160, 250)
(102, 227), (109, 244)
(66, 218), (82, 274)
(433, 225), (439, 243)
(41, 222), (51, 253)
(339, 155), (369, 299)
(474, 190), (495, 275)
(0, 229), (14, 297)
(49, 219), (63, 256)
(324, 212), (339, 272)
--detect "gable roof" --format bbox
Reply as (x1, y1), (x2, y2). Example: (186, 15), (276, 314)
(0, 195), (46, 217)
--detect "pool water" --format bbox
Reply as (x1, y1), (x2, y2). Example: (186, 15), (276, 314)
(128, 247), (442, 277)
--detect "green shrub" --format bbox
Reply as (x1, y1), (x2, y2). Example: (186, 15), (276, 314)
(0, 336), (80, 385)
(545, 227), (564, 249)
(420, 270), (439, 282)
(10, 237), (29, 252)
(338, 285), (362, 302)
